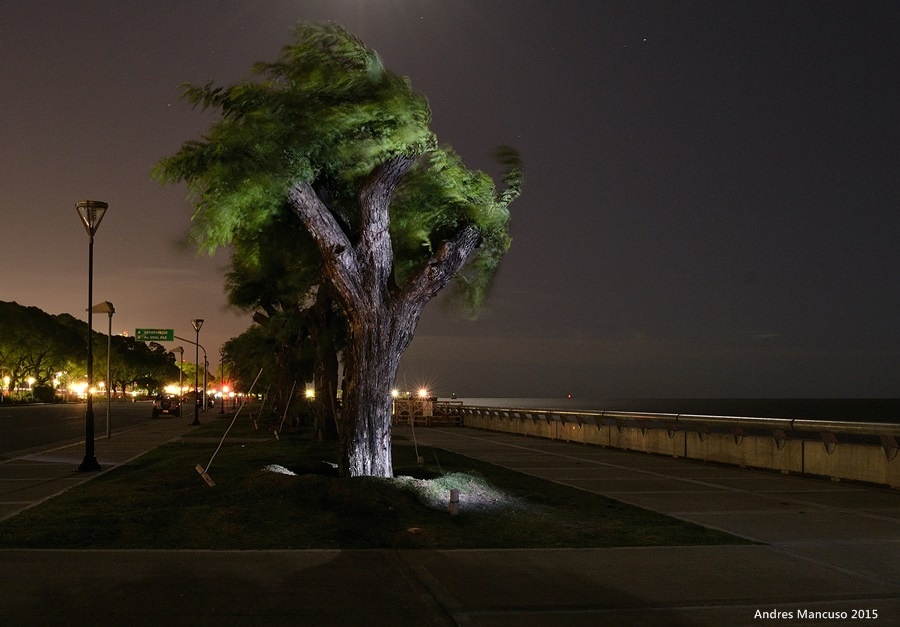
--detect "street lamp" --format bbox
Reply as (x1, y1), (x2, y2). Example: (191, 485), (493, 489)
(219, 348), (226, 414)
(90, 301), (114, 438)
(191, 319), (203, 425)
(75, 200), (108, 472)
(203, 355), (209, 412)
(173, 346), (184, 399)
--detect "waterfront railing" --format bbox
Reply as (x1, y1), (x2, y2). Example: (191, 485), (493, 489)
(417, 404), (900, 488)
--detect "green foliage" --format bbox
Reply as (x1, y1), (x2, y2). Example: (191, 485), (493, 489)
(154, 23), (435, 253)
(224, 205), (319, 315)
(154, 22), (522, 316)
(156, 23), (524, 461)
(109, 336), (180, 394)
(0, 301), (180, 397)
(222, 322), (313, 396)
(393, 145), (523, 315)
(0, 301), (83, 393)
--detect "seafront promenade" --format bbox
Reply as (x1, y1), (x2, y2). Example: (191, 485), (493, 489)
(1, 418), (899, 625)
(402, 398), (900, 488)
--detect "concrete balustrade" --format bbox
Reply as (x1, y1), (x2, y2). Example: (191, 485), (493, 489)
(453, 405), (900, 488)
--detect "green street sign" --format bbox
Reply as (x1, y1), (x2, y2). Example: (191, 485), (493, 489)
(136, 328), (174, 342)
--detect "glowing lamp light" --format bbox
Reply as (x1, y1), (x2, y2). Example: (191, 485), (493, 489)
(305, 388), (315, 399)
(418, 388), (428, 398)
(391, 389), (400, 398)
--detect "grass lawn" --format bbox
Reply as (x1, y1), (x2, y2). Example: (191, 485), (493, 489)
(0, 415), (751, 550)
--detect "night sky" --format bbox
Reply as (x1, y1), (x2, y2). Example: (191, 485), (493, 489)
(2, 1), (898, 399)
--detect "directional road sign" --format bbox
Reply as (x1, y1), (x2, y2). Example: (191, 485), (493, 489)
(135, 328), (174, 342)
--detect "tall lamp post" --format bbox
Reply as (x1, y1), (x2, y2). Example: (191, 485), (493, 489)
(191, 319), (203, 425)
(76, 200), (108, 472)
(90, 301), (115, 439)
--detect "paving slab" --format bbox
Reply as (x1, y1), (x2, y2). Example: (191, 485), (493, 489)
(400, 426), (900, 594)
(405, 546), (900, 627)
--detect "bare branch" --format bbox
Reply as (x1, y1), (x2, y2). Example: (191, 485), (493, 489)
(287, 182), (362, 307)
(358, 155), (415, 290)
(399, 225), (482, 314)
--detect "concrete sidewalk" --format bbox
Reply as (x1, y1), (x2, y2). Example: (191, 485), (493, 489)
(0, 417), (200, 522)
(398, 426), (900, 584)
(1, 422), (898, 626)
(390, 425), (900, 625)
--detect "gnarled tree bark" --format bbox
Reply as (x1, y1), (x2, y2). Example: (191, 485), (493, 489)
(288, 157), (482, 477)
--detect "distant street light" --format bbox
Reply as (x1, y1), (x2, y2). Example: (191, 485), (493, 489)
(75, 200), (108, 472)
(173, 346), (184, 399)
(219, 348), (226, 415)
(90, 301), (115, 438)
(191, 319), (204, 425)
(203, 355), (209, 412)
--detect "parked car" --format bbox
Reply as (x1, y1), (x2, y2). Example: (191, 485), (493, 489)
(152, 393), (181, 418)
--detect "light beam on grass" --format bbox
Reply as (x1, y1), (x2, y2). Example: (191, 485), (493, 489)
(393, 472), (526, 513)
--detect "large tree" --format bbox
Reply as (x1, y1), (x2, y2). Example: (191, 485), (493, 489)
(155, 24), (522, 477)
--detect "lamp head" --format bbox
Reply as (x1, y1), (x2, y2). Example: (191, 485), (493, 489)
(89, 301), (115, 314)
(75, 200), (108, 237)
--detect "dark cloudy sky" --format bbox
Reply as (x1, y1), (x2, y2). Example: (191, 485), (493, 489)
(2, 1), (898, 399)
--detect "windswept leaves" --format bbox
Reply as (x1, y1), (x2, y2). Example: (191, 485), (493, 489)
(154, 22), (522, 314)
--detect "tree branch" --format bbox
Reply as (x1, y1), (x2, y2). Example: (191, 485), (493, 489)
(358, 155), (415, 292)
(399, 225), (482, 314)
(287, 182), (362, 307)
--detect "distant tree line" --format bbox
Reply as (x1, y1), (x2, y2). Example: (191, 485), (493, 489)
(0, 300), (180, 402)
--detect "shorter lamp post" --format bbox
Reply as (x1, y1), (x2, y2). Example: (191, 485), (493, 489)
(90, 301), (114, 438)
(173, 346), (184, 399)
(219, 349), (226, 414)
(203, 355), (209, 412)
(191, 319), (203, 425)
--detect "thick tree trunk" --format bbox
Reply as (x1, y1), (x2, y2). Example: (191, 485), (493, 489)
(289, 158), (482, 478)
(338, 316), (405, 477)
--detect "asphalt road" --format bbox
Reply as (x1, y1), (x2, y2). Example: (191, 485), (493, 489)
(0, 401), (157, 457)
